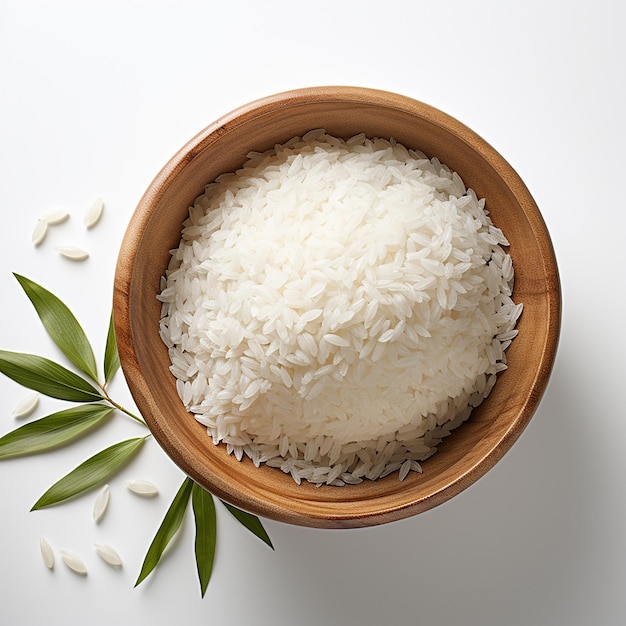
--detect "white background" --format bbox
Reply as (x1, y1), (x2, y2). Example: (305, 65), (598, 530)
(0, 1), (624, 624)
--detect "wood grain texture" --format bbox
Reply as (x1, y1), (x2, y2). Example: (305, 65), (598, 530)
(113, 86), (561, 529)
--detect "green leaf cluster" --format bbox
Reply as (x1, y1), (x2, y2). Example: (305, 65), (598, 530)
(0, 273), (273, 597)
(136, 480), (273, 596)
(0, 275), (141, 510)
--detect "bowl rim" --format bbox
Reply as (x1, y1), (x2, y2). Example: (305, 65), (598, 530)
(114, 86), (561, 528)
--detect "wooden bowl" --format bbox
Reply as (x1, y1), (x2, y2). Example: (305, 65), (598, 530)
(114, 87), (560, 529)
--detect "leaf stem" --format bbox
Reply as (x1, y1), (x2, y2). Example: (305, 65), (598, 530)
(98, 385), (148, 427)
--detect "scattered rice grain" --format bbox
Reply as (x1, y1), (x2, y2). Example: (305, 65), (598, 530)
(11, 391), (39, 418)
(40, 537), (54, 569)
(93, 543), (122, 568)
(39, 210), (69, 225)
(92, 484), (110, 522)
(126, 479), (159, 497)
(60, 549), (87, 575)
(31, 220), (48, 246)
(84, 197), (104, 229)
(55, 246), (89, 261)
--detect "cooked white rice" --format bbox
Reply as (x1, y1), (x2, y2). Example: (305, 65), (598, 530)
(157, 131), (522, 486)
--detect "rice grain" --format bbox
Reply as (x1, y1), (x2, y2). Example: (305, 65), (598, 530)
(84, 198), (104, 229)
(93, 543), (122, 568)
(40, 537), (54, 569)
(39, 210), (69, 225)
(55, 246), (89, 261)
(31, 220), (48, 246)
(92, 484), (110, 522)
(60, 549), (87, 575)
(11, 391), (39, 419)
(127, 479), (159, 497)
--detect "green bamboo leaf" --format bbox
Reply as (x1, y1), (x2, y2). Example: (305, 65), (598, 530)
(135, 478), (194, 587)
(14, 274), (98, 382)
(0, 404), (114, 459)
(103, 312), (121, 385)
(221, 501), (274, 549)
(31, 436), (147, 510)
(192, 482), (216, 597)
(0, 350), (104, 402)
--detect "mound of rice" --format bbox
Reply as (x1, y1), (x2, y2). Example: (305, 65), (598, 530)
(157, 130), (522, 486)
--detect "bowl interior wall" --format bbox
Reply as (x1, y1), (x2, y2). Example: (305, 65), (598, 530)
(116, 91), (559, 528)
